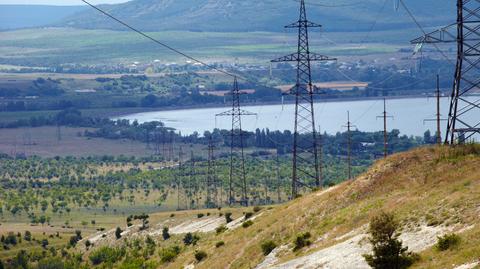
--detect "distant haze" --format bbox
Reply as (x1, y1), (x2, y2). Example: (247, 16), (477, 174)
(0, 0), (129, 5)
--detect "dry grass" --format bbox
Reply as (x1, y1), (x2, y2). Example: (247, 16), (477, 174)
(153, 145), (480, 269)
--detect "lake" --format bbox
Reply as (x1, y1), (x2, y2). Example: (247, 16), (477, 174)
(117, 97), (463, 137)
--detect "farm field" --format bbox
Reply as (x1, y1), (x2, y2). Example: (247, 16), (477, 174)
(0, 27), (422, 66)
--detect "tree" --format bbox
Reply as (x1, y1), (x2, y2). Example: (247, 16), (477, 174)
(115, 227), (123, 239)
(162, 227), (170, 240)
(363, 212), (419, 269)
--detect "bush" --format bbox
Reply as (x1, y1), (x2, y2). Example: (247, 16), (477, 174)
(36, 257), (65, 269)
(363, 212), (419, 269)
(162, 227), (170, 240)
(242, 220), (254, 228)
(115, 227), (123, 239)
(197, 213), (205, 218)
(159, 246), (181, 263)
(293, 232), (311, 251)
(436, 233), (461, 251)
(24, 231), (32, 242)
(225, 212), (233, 223)
(215, 225), (228, 235)
(261, 240), (277, 256)
(89, 246), (126, 265)
(215, 241), (225, 248)
(194, 250), (207, 262)
(245, 212), (254, 219)
(183, 233), (200, 246)
(253, 206), (262, 213)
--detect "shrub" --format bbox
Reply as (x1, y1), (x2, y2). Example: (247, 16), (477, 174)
(242, 220), (254, 228)
(183, 233), (200, 246)
(23, 231), (32, 242)
(41, 239), (49, 248)
(85, 240), (92, 249)
(245, 212), (254, 219)
(225, 212), (233, 223)
(115, 227), (123, 239)
(215, 241), (225, 248)
(363, 212), (419, 269)
(159, 246), (181, 263)
(89, 246), (126, 265)
(293, 232), (311, 251)
(215, 225), (228, 235)
(261, 240), (277, 256)
(253, 206), (262, 213)
(194, 250), (207, 262)
(162, 227), (170, 240)
(37, 257), (67, 269)
(436, 233), (461, 251)
(197, 213), (205, 218)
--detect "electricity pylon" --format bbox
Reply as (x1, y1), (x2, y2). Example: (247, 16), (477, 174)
(412, 0), (480, 144)
(216, 78), (256, 206)
(271, 0), (336, 198)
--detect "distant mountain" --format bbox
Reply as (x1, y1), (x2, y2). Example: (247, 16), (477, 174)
(57, 0), (454, 32)
(0, 5), (86, 30)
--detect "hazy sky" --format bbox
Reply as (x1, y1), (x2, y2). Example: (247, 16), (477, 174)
(0, 0), (130, 5)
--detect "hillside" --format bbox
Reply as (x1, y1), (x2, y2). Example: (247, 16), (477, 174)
(0, 5), (86, 30)
(77, 145), (480, 268)
(58, 0), (454, 32)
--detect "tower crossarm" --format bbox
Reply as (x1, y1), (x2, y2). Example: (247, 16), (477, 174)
(215, 110), (256, 117)
(271, 53), (336, 63)
(285, 21), (322, 29)
(411, 23), (457, 44)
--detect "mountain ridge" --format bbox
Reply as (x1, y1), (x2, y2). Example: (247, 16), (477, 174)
(6, 0), (454, 33)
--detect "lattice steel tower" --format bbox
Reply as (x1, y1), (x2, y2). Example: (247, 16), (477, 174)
(216, 78), (256, 206)
(412, 0), (480, 144)
(272, 0), (335, 197)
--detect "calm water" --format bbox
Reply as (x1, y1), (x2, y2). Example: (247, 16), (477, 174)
(117, 97), (468, 137)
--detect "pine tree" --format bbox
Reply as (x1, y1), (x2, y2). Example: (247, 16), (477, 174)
(363, 212), (419, 269)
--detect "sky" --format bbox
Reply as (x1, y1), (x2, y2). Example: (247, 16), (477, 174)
(0, 0), (130, 5)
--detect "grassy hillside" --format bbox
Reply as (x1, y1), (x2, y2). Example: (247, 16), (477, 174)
(0, 27), (417, 66)
(59, 0), (453, 32)
(143, 145), (479, 269)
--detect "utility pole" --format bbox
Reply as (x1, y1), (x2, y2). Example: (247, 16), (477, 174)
(424, 75), (447, 145)
(56, 124), (62, 142)
(176, 146), (185, 211)
(271, 0), (336, 198)
(343, 112), (356, 179)
(216, 77), (256, 207)
(189, 150), (197, 209)
(377, 99), (394, 158)
(318, 125), (323, 187)
(206, 136), (218, 208)
(275, 152), (282, 203)
(412, 0), (480, 144)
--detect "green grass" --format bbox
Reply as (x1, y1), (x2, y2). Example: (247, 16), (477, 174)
(0, 28), (412, 65)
